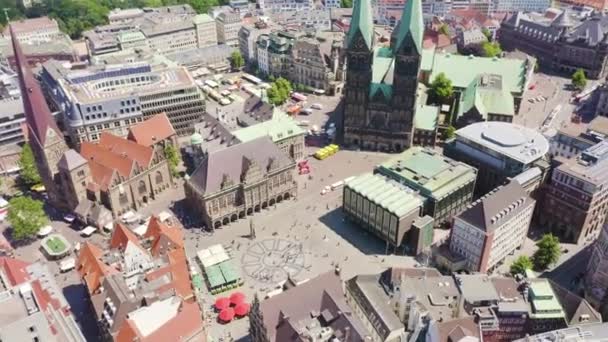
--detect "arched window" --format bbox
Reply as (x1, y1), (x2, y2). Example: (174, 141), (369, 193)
(155, 171), (163, 184)
(138, 180), (146, 194)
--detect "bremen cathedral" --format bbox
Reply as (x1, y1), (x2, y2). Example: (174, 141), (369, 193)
(343, 0), (423, 151)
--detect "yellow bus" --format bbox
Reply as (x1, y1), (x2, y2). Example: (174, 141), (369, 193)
(314, 149), (329, 160)
(327, 144), (339, 155)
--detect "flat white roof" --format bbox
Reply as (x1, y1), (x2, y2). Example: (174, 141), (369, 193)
(197, 244), (229, 268)
(456, 121), (549, 164)
(129, 296), (181, 337)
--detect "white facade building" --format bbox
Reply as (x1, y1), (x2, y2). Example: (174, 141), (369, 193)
(216, 11), (242, 46)
(450, 181), (535, 273)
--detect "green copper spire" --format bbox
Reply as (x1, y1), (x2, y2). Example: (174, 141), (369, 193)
(392, 0), (423, 54)
(346, 0), (374, 49)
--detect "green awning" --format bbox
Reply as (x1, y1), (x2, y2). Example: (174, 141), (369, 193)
(206, 265), (225, 289)
(219, 261), (239, 284)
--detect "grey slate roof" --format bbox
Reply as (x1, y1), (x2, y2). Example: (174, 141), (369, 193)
(188, 136), (292, 195)
(565, 15), (608, 46)
(457, 181), (532, 232)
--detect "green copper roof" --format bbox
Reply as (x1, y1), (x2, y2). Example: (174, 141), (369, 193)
(370, 48), (395, 99)
(190, 132), (203, 145)
(457, 75), (515, 120)
(427, 52), (527, 94)
(392, 0), (423, 54)
(414, 105), (439, 131)
(346, 173), (423, 218)
(232, 109), (306, 143)
(376, 147), (477, 200)
(347, 0), (374, 49)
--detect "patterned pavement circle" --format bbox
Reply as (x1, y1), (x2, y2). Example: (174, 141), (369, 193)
(241, 238), (306, 284)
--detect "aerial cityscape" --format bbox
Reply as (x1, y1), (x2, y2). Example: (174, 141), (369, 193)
(1, 0), (608, 340)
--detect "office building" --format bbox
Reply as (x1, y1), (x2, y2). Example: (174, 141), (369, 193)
(41, 57), (205, 144)
(271, 9), (332, 31)
(375, 147), (477, 226)
(256, 31), (295, 78)
(450, 181), (535, 273)
(342, 0), (422, 151)
(216, 11), (242, 46)
(491, 0), (550, 13)
(324, 0), (341, 7)
(239, 24), (271, 64)
(540, 141), (608, 244)
(585, 224), (608, 317)
(500, 10), (608, 79)
(291, 32), (344, 94)
(249, 271), (371, 342)
(77, 217), (206, 341)
(444, 121), (550, 196)
(230, 0), (250, 12)
(0, 31), (78, 68)
(0, 257), (86, 342)
(2, 17), (62, 44)
(194, 14), (219, 48)
(0, 62), (25, 147)
(258, 0), (314, 13)
(85, 5), (218, 57)
(343, 173), (429, 253)
(185, 137), (297, 229)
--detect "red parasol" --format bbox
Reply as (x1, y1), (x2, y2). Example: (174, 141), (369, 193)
(234, 302), (250, 317)
(214, 297), (230, 311)
(219, 307), (235, 322)
(229, 291), (246, 306)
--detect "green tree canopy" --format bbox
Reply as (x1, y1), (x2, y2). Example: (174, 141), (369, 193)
(164, 144), (181, 177)
(230, 51), (244, 70)
(18, 143), (41, 187)
(533, 234), (561, 270)
(430, 72), (454, 103)
(510, 255), (533, 275)
(8, 196), (48, 241)
(572, 69), (587, 90)
(481, 41), (502, 58)
(341, 0), (352, 7)
(266, 77), (292, 106)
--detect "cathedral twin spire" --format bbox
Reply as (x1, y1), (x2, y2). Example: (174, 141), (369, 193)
(347, 0), (423, 54)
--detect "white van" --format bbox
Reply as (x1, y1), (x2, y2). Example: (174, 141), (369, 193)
(60, 258), (76, 273)
(311, 103), (323, 110)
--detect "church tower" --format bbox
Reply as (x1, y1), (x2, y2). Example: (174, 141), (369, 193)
(11, 27), (69, 208)
(342, 0), (374, 147)
(390, 0), (423, 149)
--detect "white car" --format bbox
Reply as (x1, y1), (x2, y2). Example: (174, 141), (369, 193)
(311, 103), (323, 110)
(63, 214), (76, 223)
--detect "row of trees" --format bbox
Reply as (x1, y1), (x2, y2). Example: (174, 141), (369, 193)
(1, 0), (227, 38)
(510, 234), (562, 274)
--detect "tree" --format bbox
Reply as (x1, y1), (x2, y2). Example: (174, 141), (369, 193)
(7, 196), (48, 241)
(533, 234), (561, 270)
(164, 144), (181, 178)
(341, 0), (352, 7)
(18, 143), (41, 187)
(430, 72), (454, 103)
(481, 27), (492, 41)
(266, 77), (292, 106)
(445, 126), (456, 139)
(572, 69), (587, 90)
(510, 255), (533, 275)
(230, 51), (244, 70)
(481, 41), (502, 58)
(438, 24), (450, 36)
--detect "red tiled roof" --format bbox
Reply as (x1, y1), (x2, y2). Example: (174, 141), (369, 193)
(167, 248), (193, 299)
(116, 319), (140, 342)
(10, 27), (63, 146)
(0, 256), (31, 286)
(145, 216), (184, 256)
(142, 300), (205, 342)
(77, 242), (118, 293)
(110, 223), (142, 251)
(99, 132), (154, 169)
(128, 114), (176, 147)
(87, 159), (115, 191)
(81, 142), (135, 179)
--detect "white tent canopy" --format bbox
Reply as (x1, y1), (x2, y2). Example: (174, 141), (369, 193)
(197, 244), (229, 269)
(37, 225), (53, 237)
(60, 258), (76, 272)
(132, 224), (148, 237)
(80, 226), (97, 237)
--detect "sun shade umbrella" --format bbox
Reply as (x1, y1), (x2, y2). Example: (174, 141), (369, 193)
(229, 291), (246, 306)
(219, 307), (235, 322)
(234, 302), (250, 317)
(215, 297), (230, 311)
